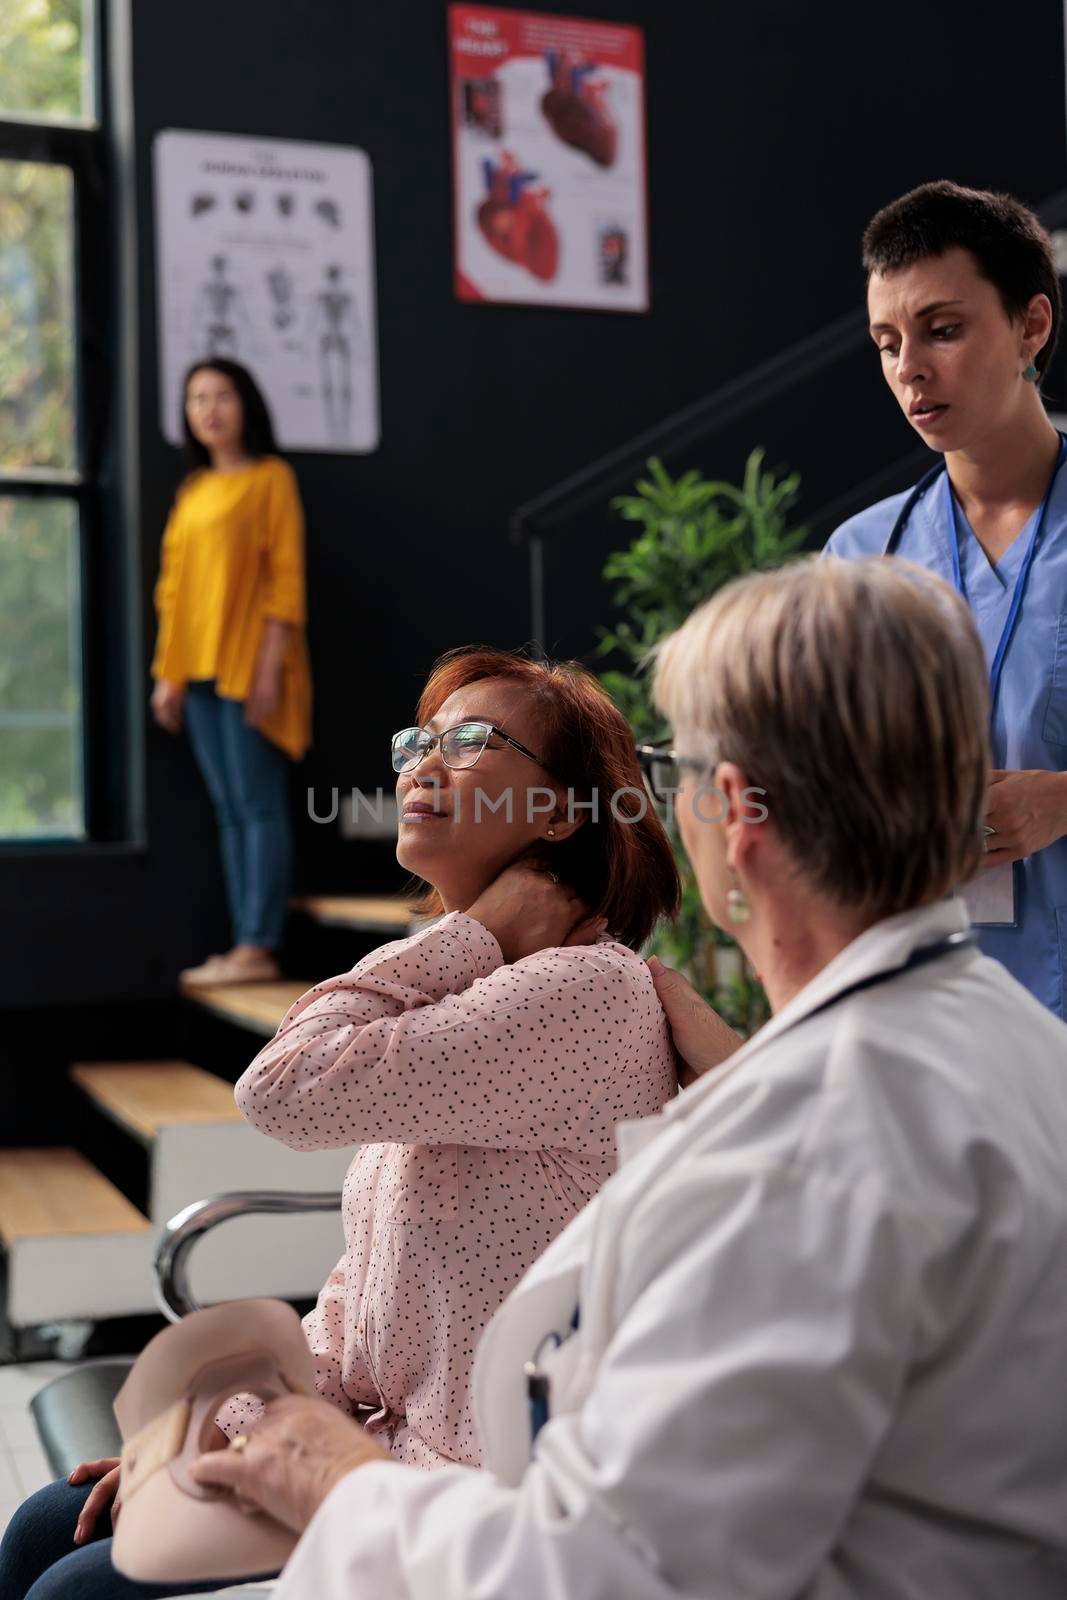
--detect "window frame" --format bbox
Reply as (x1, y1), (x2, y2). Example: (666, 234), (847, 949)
(0, 5), (123, 849)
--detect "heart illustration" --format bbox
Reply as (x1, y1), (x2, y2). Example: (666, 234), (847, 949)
(541, 51), (617, 168)
(476, 153), (560, 283)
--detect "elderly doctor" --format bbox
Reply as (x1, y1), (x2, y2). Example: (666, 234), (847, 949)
(192, 557), (1067, 1599)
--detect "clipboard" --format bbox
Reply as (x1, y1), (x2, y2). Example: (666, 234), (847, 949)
(963, 860), (1017, 928)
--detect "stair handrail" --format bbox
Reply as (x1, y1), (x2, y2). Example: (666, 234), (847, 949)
(510, 305), (866, 546)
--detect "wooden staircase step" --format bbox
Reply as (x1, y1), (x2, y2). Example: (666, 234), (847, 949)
(0, 1148), (150, 1247)
(70, 1061), (242, 1145)
(0, 1149), (156, 1326)
(181, 979), (307, 1037)
(292, 894), (415, 933)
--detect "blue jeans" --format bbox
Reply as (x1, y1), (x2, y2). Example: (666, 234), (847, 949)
(0, 1478), (277, 1599)
(183, 683), (292, 950)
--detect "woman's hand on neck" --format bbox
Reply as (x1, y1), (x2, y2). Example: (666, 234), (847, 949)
(463, 863), (596, 965)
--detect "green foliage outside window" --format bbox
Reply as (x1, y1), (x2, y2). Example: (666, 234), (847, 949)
(0, 158), (76, 472)
(0, 0), (89, 838)
(0, 0), (88, 123)
(0, 495), (83, 836)
(599, 452), (807, 1036)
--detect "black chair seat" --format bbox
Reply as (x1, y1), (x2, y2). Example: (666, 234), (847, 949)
(30, 1360), (130, 1479)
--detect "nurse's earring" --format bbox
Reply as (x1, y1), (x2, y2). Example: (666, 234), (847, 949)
(1024, 360), (1039, 383)
(726, 886), (750, 925)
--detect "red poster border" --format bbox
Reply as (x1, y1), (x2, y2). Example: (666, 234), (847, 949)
(447, 2), (650, 313)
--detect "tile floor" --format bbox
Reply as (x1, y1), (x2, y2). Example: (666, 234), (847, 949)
(0, 1361), (69, 1537)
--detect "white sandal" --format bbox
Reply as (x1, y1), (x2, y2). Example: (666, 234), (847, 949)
(179, 951), (280, 987)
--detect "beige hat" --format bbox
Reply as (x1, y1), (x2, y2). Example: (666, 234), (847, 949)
(111, 1298), (315, 1584)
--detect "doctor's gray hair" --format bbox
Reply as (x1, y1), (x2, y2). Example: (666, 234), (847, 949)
(653, 557), (990, 917)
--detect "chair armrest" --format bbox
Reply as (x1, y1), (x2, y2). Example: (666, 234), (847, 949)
(154, 1191), (342, 1323)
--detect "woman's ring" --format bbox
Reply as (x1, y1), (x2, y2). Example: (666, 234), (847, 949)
(229, 1434), (249, 1453)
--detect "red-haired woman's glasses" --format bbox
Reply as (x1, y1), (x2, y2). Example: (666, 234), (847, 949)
(392, 721), (544, 774)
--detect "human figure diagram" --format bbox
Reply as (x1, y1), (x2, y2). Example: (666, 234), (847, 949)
(303, 264), (362, 444)
(194, 256), (253, 358)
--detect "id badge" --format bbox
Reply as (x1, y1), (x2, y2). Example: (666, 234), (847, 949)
(962, 860), (1017, 928)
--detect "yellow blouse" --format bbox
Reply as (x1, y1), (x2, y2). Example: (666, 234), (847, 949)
(152, 456), (312, 760)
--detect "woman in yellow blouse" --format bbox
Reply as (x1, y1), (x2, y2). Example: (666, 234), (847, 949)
(151, 360), (312, 986)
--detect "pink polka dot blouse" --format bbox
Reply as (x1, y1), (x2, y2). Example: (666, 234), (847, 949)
(216, 911), (675, 1468)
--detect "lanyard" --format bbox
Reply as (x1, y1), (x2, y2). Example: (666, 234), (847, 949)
(522, 929), (975, 1452)
(941, 438), (1066, 714)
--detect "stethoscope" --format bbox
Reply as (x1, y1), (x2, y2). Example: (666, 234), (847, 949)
(884, 434), (1067, 717)
(522, 928), (977, 1452)
(883, 460), (950, 557)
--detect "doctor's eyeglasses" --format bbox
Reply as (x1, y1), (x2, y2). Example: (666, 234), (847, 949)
(392, 721), (545, 774)
(636, 742), (707, 804)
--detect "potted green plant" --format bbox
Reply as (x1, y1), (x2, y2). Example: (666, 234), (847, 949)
(599, 450), (807, 1035)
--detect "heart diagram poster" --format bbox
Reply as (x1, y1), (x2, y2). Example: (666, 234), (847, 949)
(449, 5), (648, 312)
(154, 130), (380, 453)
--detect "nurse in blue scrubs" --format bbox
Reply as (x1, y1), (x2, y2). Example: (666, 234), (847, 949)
(826, 181), (1067, 1017)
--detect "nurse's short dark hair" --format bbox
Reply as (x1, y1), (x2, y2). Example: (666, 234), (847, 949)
(654, 558), (990, 919)
(863, 180), (1061, 375)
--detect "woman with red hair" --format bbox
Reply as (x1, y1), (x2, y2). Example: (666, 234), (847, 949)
(218, 647), (680, 1469)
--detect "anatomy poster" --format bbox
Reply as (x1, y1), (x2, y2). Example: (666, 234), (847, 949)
(449, 5), (648, 312)
(154, 130), (379, 453)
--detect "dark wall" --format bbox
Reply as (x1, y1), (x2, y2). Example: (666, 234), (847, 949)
(4, 0), (1066, 1011)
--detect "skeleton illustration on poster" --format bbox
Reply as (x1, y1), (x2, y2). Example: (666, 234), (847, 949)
(449, 4), (648, 312)
(154, 130), (380, 452)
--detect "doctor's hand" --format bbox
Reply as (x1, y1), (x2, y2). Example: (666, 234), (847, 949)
(646, 957), (743, 1087)
(982, 769), (1067, 867)
(190, 1394), (389, 1536)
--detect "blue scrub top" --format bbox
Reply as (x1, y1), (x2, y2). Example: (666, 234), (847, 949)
(826, 474), (1067, 1019)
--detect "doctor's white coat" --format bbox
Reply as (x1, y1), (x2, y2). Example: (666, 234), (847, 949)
(275, 897), (1067, 1599)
